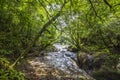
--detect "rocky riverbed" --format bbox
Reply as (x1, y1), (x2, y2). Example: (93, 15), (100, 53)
(21, 44), (95, 80)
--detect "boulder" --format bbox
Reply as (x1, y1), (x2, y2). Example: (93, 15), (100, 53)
(21, 51), (95, 80)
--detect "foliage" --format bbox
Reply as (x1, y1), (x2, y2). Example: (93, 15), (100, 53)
(91, 67), (120, 80)
(0, 0), (67, 79)
(0, 57), (24, 80)
(0, 0), (65, 63)
(63, 0), (120, 54)
(0, 0), (120, 79)
(104, 54), (120, 68)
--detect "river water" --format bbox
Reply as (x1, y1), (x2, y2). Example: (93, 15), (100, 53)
(44, 43), (93, 79)
(27, 43), (94, 80)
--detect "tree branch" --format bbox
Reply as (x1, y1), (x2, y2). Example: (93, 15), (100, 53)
(103, 0), (112, 9)
(10, 1), (67, 68)
(113, 3), (120, 7)
(88, 0), (98, 16)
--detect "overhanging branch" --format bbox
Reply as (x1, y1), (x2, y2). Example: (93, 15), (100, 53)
(88, 0), (98, 16)
(10, 1), (67, 68)
(103, 0), (112, 9)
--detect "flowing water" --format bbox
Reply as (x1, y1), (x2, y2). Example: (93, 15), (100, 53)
(27, 43), (94, 80)
(44, 43), (93, 79)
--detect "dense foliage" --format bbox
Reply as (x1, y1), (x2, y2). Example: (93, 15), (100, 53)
(64, 0), (120, 53)
(0, 0), (66, 79)
(0, 0), (120, 80)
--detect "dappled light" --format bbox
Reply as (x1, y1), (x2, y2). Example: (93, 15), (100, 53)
(0, 0), (120, 80)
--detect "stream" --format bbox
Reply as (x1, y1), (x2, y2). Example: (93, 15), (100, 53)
(25, 43), (94, 80)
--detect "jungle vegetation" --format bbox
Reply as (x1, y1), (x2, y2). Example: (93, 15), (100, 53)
(0, 0), (120, 80)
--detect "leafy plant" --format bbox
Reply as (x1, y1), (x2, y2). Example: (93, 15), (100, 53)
(0, 57), (25, 80)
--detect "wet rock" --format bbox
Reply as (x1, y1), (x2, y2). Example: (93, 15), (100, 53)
(24, 51), (94, 80)
(22, 44), (95, 80)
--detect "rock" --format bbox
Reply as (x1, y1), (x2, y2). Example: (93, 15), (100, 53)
(22, 51), (94, 80)
(21, 44), (95, 80)
(77, 52), (94, 73)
